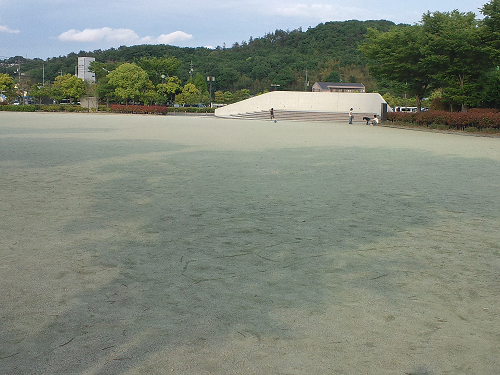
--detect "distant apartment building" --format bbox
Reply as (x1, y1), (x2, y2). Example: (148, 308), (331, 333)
(77, 57), (95, 82)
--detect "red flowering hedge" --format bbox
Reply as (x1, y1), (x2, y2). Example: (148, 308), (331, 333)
(109, 104), (168, 115)
(387, 109), (500, 131)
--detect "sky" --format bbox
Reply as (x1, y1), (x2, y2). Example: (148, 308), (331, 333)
(0, 0), (490, 60)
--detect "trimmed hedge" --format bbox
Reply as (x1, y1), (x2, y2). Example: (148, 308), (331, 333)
(0, 104), (38, 112)
(387, 109), (500, 131)
(108, 104), (168, 115)
(0, 103), (216, 115)
(106, 105), (216, 114)
(168, 106), (215, 114)
(105, 105), (215, 114)
(0, 104), (90, 112)
(40, 105), (89, 112)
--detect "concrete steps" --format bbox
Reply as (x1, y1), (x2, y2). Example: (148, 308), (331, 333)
(222, 110), (377, 123)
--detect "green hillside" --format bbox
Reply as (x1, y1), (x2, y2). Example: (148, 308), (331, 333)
(2, 20), (398, 95)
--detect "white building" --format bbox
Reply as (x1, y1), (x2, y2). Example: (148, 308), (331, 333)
(312, 82), (365, 93)
(77, 57), (95, 82)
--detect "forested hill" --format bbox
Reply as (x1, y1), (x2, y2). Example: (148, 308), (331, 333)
(6, 19), (399, 94)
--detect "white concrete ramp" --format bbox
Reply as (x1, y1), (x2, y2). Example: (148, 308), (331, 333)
(215, 91), (389, 122)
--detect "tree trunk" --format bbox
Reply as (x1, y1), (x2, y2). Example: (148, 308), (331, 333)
(415, 96), (422, 112)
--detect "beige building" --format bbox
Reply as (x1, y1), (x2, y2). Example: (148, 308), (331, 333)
(312, 82), (365, 93)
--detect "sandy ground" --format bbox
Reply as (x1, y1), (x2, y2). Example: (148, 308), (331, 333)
(1, 112), (499, 375)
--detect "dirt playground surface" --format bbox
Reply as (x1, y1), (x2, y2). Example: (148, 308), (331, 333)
(1, 112), (499, 374)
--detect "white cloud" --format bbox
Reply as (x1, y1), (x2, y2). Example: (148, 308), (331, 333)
(57, 27), (193, 45)
(0, 25), (20, 34)
(156, 31), (193, 44)
(267, 3), (366, 22)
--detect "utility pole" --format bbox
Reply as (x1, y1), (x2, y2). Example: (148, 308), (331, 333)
(189, 61), (194, 80)
(18, 57), (22, 104)
(305, 68), (308, 92)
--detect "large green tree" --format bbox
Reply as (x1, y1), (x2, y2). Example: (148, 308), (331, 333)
(107, 63), (154, 104)
(359, 24), (435, 111)
(0, 73), (17, 102)
(136, 56), (181, 86)
(29, 84), (51, 104)
(481, 0), (500, 64)
(51, 74), (86, 103)
(175, 83), (202, 105)
(421, 10), (491, 111)
(191, 73), (208, 94)
(157, 76), (182, 103)
(234, 89), (250, 102)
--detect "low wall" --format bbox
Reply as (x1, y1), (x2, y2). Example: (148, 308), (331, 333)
(80, 96), (98, 110)
(215, 91), (388, 117)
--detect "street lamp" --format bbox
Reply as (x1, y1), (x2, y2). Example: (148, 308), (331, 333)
(207, 76), (215, 107)
(161, 74), (165, 106)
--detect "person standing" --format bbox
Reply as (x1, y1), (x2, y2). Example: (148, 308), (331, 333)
(349, 108), (354, 124)
(270, 108), (275, 121)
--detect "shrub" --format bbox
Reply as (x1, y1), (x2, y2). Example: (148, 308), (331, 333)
(39, 104), (87, 113)
(468, 108), (499, 114)
(465, 127), (479, 132)
(388, 110), (500, 132)
(109, 104), (168, 115)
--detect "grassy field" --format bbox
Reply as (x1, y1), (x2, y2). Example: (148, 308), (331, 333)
(1, 112), (500, 374)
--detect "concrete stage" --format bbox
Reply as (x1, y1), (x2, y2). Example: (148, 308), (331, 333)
(215, 91), (389, 123)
